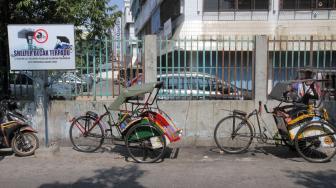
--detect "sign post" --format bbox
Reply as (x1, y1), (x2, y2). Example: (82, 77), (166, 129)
(7, 24), (76, 147)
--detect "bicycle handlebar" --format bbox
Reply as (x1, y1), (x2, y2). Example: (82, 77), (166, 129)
(264, 104), (271, 113)
(155, 81), (164, 89)
(258, 101), (262, 113)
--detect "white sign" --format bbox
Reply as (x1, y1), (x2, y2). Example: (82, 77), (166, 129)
(164, 18), (172, 38)
(7, 24), (75, 70)
(113, 18), (122, 59)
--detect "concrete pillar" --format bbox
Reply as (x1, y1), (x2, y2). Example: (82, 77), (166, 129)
(144, 35), (157, 83)
(255, 35), (268, 105)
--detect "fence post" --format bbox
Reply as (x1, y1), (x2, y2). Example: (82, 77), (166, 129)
(255, 35), (268, 104)
(144, 35), (157, 83)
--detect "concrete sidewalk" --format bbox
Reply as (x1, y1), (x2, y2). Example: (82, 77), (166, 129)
(0, 145), (335, 188)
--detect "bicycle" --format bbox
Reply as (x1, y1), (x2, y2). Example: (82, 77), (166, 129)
(214, 80), (336, 163)
(69, 82), (181, 163)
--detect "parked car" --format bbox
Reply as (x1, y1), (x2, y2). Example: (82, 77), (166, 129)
(128, 72), (252, 100)
(51, 73), (91, 93)
(95, 63), (122, 83)
(9, 73), (89, 99)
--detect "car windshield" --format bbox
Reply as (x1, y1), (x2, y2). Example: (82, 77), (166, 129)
(161, 75), (224, 91)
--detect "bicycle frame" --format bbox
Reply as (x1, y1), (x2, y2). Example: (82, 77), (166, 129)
(233, 104), (288, 143)
(72, 108), (125, 141)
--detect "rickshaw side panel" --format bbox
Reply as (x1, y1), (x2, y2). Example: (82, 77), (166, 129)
(141, 111), (181, 142)
(124, 118), (164, 142)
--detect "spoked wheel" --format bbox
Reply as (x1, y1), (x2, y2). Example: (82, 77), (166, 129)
(214, 115), (253, 154)
(294, 121), (336, 163)
(125, 124), (166, 163)
(12, 132), (39, 157)
(69, 116), (104, 152)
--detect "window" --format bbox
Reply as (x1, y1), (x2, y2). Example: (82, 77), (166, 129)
(204, 0), (219, 12)
(297, 0), (312, 9)
(255, 0), (269, 9)
(281, 0), (296, 9)
(219, 0), (235, 10)
(238, 0), (252, 10)
(280, 0), (336, 10)
(204, 0), (269, 11)
(315, 0), (331, 9)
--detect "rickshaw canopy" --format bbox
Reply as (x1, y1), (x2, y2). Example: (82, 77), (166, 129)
(268, 82), (291, 101)
(108, 82), (159, 111)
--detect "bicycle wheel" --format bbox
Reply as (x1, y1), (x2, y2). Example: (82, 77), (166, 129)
(69, 116), (104, 152)
(214, 115), (253, 154)
(125, 123), (166, 163)
(294, 121), (336, 163)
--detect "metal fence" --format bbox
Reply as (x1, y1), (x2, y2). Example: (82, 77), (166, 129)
(75, 38), (144, 98)
(157, 36), (255, 100)
(268, 36), (336, 98)
(13, 36), (336, 101)
(9, 38), (144, 100)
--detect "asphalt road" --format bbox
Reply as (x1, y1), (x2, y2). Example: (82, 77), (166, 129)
(0, 145), (335, 188)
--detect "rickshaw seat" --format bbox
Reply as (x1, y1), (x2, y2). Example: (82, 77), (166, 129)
(233, 110), (247, 117)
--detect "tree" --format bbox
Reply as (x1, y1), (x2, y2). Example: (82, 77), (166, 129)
(0, 0), (122, 93)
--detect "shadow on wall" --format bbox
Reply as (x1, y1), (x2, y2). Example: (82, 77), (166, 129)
(285, 170), (336, 188)
(38, 165), (145, 188)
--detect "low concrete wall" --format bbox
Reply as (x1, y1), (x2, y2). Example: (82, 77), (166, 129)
(21, 99), (285, 147)
(21, 98), (336, 147)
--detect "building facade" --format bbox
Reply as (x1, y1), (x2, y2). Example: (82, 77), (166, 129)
(130, 0), (336, 99)
(130, 0), (336, 38)
(123, 0), (139, 67)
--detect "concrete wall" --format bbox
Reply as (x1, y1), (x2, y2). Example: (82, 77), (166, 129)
(20, 98), (336, 147)
(20, 100), (267, 146)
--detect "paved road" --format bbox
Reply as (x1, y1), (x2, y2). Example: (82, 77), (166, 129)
(0, 145), (335, 188)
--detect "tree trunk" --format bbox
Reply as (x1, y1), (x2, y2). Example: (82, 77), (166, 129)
(0, 0), (10, 95)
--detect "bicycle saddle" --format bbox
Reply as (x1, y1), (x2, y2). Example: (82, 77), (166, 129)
(86, 111), (98, 119)
(233, 110), (247, 117)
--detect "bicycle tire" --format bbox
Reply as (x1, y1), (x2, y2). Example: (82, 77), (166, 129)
(294, 121), (336, 163)
(214, 115), (253, 154)
(69, 115), (104, 152)
(125, 123), (166, 163)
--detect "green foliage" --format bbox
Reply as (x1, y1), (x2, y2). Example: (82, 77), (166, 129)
(7, 0), (121, 40)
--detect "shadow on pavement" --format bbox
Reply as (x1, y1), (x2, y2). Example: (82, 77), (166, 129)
(208, 145), (301, 161)
(252, 145), (303, 162)
(91, 145), (179, 163)
(285, 170), (336, 188)
(0, 150), (14, 161)
(39, 165), (145, 188)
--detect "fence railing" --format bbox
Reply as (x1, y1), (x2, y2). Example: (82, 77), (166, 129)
(75, 38), (144, 98)
(9, 38), (144, 100)
(268, 36), (336, 98)
(157, 36), (255, 100)
(11, 36), (335, 101)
